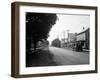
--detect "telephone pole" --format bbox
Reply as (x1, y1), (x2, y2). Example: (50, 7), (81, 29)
(63, 31), (65, 43)
(67, 30), (69, 42)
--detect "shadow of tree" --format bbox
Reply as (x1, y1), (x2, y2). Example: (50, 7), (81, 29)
(26, 49), (57, 67)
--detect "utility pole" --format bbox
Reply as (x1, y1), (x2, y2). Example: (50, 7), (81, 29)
(63, 31), (65, 43)
(67, 30), (69, 42)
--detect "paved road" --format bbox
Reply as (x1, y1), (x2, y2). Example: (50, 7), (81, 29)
(26, 46), (89, 67)
(49, 46), (89, 65)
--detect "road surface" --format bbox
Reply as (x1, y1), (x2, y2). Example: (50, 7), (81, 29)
(26, 46), (89, 67)
(49, 46), (89, 65)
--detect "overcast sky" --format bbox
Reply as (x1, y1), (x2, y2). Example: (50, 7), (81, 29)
(47, 14), (90, 44)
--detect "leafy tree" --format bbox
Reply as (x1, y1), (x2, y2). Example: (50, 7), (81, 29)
(51, 38), (61, 48)
(26, 12), (57, 51)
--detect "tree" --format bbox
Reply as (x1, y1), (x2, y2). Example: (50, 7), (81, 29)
(51, 38), (61, 48)
(26, 12), (57, 51)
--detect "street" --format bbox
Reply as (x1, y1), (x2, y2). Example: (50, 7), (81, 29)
(49, 46), (89, 65)
(26, 46), (89, 67)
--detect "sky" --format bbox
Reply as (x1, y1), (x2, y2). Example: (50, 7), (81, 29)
(47, 14), (90, 44)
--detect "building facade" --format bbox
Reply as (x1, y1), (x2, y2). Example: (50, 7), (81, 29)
(65, 33), (77, 48)
(76, 28), (90, 50)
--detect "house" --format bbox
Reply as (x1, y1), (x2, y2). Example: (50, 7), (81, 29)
(76, 28), (90, 49)
(67, 33), (77, 48)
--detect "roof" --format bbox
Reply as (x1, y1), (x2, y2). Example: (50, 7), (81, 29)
(77, 28), (89, 35)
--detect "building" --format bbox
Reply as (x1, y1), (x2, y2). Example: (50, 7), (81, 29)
(65, 33), (77, 48)
(76, 28), (90, 50)
(60, 38), (68, 47)
(60, 28), (89, 50)
(68, 33), (77, 42)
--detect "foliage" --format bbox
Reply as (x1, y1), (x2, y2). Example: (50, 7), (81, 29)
(26, 12), (57, 50)
(51, 38), (61, 48)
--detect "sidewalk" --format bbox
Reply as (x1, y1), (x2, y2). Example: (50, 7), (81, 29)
(83, 49), (89, 52)
(62, 47), (89, 52)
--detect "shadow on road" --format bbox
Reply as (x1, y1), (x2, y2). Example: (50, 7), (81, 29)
(26, 49), (57, 67)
